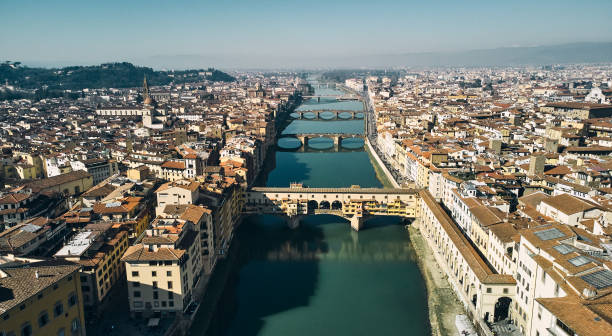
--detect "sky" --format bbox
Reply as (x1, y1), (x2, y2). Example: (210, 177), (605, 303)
(1, 0), (612, 69)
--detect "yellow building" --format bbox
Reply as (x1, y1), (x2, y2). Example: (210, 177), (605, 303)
(54, 223), (129, 314)
(25, 170), (93, 196)
(15, 164), (38, 180)
(0, 259), (86, 336)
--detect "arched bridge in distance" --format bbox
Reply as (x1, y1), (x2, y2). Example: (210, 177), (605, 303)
(244, 184), (419, 231)
(291, 110), (364, 120)
(302, 94), (360, 102)
(280, 132), (363, 147)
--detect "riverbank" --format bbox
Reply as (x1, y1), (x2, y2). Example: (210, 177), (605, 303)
(408, 225), (465, 336)
(364, 140), (394, 188)
(365, 137), (399, 188)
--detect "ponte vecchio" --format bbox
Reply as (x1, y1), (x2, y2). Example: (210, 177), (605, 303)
(244, 184), (419, 231)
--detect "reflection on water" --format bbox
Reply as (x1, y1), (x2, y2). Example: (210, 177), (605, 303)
(201, 215), (429, 336)
(199, 80), (429, 336)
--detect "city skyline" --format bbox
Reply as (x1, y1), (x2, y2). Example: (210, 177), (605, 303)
(2, 0), (612, 68)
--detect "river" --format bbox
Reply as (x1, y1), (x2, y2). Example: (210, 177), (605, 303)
(192, 80), (430, 336)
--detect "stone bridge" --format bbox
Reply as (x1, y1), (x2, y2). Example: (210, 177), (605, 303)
(302, 95), (359, 102)
(244, 185), (419, 231)
(280, 132), (363, 147)
(291, 110), (364, 120)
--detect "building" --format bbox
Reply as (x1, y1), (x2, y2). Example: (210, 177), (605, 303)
(24, 170), (93, 197)
(54, 223), (129, 314)
(418, 190), (516, 332)
(514, 224), (612, 336)
(121, 218), (202, 318)
(0, 219), (68, 256)
(541, 102), (612, 120)
(70, 158), (118, 185)
(154, 180), (200, 216)
(0, 259), (86, 336)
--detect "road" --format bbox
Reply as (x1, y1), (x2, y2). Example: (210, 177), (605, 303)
(360, 86), (412, 186)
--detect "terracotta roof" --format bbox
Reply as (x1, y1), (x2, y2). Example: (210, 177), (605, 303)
(541, 193), (598, 215)
(0, 260), (80, 314)
(161, 161), (186, 169)
(419, 190), (515, 285)
(0, 193), (31, 204)
(121, 244), (185, 262)
(537, 297), (612, 336)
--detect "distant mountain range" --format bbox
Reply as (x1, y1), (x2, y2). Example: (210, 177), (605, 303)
(135, 42), (612, 69)
(358, 42), (612, 68)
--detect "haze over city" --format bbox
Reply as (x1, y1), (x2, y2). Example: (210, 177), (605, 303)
(2, 0), (612, 68)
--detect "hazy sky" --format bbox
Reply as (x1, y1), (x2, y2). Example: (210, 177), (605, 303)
(2, 0), (612, 68)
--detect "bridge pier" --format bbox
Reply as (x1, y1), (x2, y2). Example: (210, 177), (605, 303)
(333, 136), (342, 147)
(297, 135), (308, 148)
(350, 216), (364, 231)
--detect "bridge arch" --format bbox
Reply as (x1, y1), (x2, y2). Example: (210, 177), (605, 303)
(494, 296), (512, 322)
(307, 200), (318, 210)
(331, 200), (342, 210)
(319, 200), (331, 209)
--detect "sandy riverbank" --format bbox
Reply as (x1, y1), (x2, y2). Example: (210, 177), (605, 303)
(409, 226), (465, 336)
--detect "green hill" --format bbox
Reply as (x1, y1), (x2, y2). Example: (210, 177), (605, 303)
(0, 61), (235, 91)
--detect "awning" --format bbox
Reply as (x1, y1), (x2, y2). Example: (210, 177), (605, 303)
(147, 318), (160, 327)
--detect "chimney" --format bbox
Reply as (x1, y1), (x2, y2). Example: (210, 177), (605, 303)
(35, 270), (39, 279)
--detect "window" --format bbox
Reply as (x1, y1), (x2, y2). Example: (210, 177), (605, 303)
(167, 281), (173, 289)
(71, 318), (80, 333)
(153, 291), (159, 300)
(131, 271), (139, 277)
(168, 292), (173, 299)
(54, 302), (64, 317)
(21, 322), (32, 336)
(169, 301), (174, 307)
(57, 328), (66, 336)
(152, 271), (157, 277)
(153, 281), (158, 289)
(134, 291), (141, 298)
(68, 292), (77, 307)
(486, 288), (492, 293)
(38, 311), (50, 327)
(503, 288), (509, 294)
(167, 271), (172, 276)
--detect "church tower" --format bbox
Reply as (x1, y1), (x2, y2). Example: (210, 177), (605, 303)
(143, 75), (154, 106)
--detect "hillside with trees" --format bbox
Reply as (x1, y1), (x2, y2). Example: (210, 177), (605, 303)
(0, 61), (235, 91)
